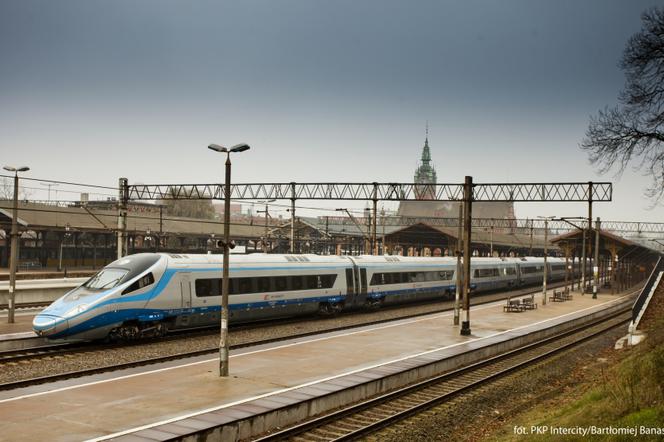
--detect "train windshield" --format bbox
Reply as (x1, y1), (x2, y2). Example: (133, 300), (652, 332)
(83, 254), (161, 291)
(84, 268), (129, 290)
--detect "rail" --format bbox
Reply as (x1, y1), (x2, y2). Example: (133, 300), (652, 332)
(256, 308), (631, 441)
(632, 255), (664, 326)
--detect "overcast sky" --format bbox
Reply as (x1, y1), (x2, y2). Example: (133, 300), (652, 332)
(1, 0), (663, 222)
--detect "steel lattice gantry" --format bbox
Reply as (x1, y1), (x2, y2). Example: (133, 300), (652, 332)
(126, 181), (612, 202)
(322, 216), (664, 236)
(121, 178), (612, 337)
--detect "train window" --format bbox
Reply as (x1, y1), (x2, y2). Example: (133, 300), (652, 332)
(229, 278), (240, 295)
(369, 273), (382, 285)
(274, 276), (288, 292)
(85, 268), (129, 290)
(414, 272), (426, 282)
(291, 276), (304, 291)
(122, 272), (155, 295)
(476, 268), (499, 278)
(438, 270), (454, 280)
(424, 272), (436, 282)
(505, 267), (516, 275)
(194, 278), (220, 297)
(305, 275), (318, 289)
(238, 278), (254, 294)
(257, 277), (270, 293)
(319, 274), (336, 288)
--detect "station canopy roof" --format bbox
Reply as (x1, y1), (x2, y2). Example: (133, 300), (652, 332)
(550, 228), (661, 259)
(0, 201), (264, 238)
(385, 223), (551, 249)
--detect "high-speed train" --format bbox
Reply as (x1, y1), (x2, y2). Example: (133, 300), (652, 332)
(32, 253), (572, 341)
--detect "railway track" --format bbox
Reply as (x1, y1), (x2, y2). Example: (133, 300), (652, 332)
(0, 280), (593, 391)
(0, 301), (51, 311)
(255, 309), (631, 442)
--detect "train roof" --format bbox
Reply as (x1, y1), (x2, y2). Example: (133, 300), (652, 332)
(149, 253), (567, 268)
(350, 255), (457, 264)
(159, 252), (352, 266)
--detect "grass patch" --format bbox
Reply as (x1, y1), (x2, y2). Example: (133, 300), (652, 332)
(488, 317), (664, 442)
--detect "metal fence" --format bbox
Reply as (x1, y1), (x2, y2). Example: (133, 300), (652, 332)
(632, 255), (664, 323)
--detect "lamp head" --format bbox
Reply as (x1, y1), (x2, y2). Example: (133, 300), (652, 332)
(208, 144), (228, 153)
(3, 165), (29, 173)
(230, 143), (250, 153)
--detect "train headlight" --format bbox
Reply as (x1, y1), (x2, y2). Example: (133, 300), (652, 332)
(64, 304), (89, 318)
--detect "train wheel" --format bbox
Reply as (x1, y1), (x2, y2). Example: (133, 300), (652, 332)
(366, 298), (384, 310)
(318, 303), (334, 316)
(318, 302), (343, 316)
(155, 322), (167, 337)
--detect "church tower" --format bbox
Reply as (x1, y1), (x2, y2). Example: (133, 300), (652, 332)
(414, 128), (437, 200)
(397, 126), (516, 223)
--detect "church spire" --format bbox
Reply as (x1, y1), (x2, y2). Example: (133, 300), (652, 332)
(414, 124), (437, 200)
(421, 122), (432, 164)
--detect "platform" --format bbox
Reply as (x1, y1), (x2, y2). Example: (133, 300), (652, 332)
(0, 289), (636, 441)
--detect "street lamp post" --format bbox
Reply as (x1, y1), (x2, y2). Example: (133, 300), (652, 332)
(3, 165), (30, 323)
(208, 143), (250, 377)
(538, 216), (554, 306)
(557, 216), (586, 294)
(58, 224), (71, 273)
(257, 199), (275, 253)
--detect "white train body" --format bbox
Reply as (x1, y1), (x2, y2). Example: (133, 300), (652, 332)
(33, 253), (571, 341)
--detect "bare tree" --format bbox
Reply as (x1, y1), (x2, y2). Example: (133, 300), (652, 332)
(582, 7), (664, 202)
(0, 177), (32, 201)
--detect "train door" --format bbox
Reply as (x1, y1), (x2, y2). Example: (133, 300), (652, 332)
(345, 268), (356, 305)
(345, 266), (368, 308)
(357, 268), (368, 306)
(175, 273), (193, 328)
(180, 273), (192, 311)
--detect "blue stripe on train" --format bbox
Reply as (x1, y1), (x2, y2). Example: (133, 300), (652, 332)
(46, 285), (455, 339)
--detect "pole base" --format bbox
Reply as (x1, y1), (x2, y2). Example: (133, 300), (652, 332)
(460, 321), (471, 336)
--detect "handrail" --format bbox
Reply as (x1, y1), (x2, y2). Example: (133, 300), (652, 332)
(632, 255), (663, 325)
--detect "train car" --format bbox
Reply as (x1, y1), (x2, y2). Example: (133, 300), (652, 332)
(33, 253), (354, 341)
(32, 252), (570, 342)
(514, 257), (546, 286)
(547, 257), (567, 282)
(357, 255), (458, 307)
(471, 258), (519, 292)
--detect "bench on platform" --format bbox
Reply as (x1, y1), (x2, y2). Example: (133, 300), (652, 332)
(503, 299), (525, 312)
(521, 297), (537, 310)
(549, 290), (566, 302)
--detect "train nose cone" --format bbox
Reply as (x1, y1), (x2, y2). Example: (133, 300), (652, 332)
(33, 314), (67, 337)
